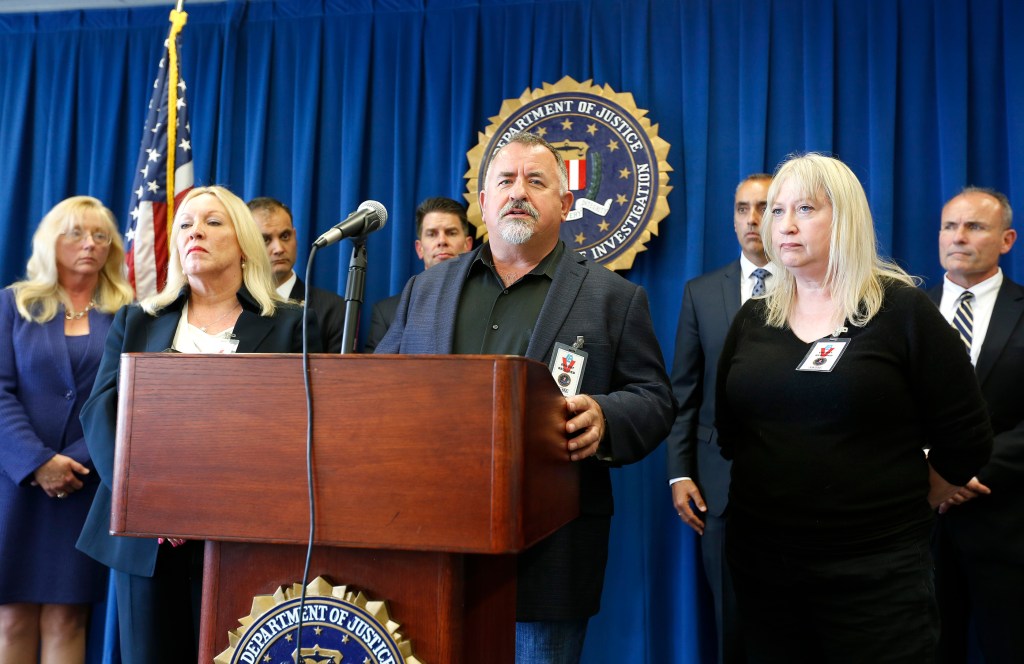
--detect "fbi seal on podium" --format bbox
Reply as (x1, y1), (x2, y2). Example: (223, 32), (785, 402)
(215, 577), (422, 664)
(465, 76), (673, 271)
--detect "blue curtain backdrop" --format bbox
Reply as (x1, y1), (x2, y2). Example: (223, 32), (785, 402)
(1, 0), (1021, 661)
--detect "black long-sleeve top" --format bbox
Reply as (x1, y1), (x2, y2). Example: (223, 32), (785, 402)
(716, 281), (992, 554)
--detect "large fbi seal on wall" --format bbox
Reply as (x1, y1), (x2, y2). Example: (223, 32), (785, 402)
(215, 577), (422, 664)
(465, 76), (673, 271)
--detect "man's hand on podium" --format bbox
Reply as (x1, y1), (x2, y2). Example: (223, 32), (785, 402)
(565, 394), (605, 462)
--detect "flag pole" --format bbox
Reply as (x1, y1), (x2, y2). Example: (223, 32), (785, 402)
(164, 3), (188, 241)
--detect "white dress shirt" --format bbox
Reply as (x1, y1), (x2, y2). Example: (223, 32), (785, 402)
(276, 271), (298, 300)
(939, 269), (1002, 367)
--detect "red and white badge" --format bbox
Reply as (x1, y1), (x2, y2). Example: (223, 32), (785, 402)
(796, 338), (849, 372)
(549, 337), (588, 396)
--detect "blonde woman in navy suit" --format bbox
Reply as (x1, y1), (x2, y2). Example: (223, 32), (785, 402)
(77, 186), (321, 664)
(0, 196), (132, 663)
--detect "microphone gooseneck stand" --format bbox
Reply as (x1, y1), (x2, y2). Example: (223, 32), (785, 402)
(340, 238), (367, 355)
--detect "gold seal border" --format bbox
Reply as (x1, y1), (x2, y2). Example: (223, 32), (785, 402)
(463, 75), (673, 271)
(214, 576), (423, 664)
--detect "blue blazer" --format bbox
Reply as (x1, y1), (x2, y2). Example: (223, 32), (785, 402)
(376, 242), (675, 620)
(76, 287), (320, 577)
(929, 278), (1024, 560)
(0, 288), (112, 483)
(665, 260), (741, 516)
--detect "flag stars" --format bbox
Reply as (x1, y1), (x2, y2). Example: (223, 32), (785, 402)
(141, 165), (149, 178)
(146, 148), (161, 162)
(135, 186), (144, 199)
(176, 97), (186, 109)
(125, 227), (136, 242)
(130, 207), (141, 221)
(150, 122), (162, 134)
(179, 139), (191, 152)
(178, 79), (187, 92)
(146, 180), (160, 193)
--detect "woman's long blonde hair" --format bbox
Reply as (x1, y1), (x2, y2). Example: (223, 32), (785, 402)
(141, 186), (280, 316)
(11, 196), (133, 323)
(760, 153), (916, 329)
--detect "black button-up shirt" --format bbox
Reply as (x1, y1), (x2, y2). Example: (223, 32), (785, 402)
(452, 241), (565, 355)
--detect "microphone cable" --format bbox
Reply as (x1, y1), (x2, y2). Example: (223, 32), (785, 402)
(293, 244), (319, 656)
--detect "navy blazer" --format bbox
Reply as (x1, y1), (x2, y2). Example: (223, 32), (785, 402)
(665, 260), (741, 517)
(929, 278), (1024, 560)
(77, 287), (320, 577)
(0, 288), (112, 483)
(376, 242), (674, 619)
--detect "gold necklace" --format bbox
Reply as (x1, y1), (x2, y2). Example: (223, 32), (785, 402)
(65, 300), (96, 320)
(192, 302), (241, 333)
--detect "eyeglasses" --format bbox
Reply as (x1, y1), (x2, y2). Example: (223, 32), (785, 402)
(60, 228), (113, 246)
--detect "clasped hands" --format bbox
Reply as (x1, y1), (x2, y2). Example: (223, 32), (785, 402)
(31, 454), (88, 499)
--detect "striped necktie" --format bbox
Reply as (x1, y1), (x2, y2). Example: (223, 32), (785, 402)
(952, 291), (974, 354)
(751, 268), (770, 297)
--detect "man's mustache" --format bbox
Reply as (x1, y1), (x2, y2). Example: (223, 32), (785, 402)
(499, 198), (539, 220)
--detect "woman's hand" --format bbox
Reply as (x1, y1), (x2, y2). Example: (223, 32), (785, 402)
(31, 454), (89, 498)
(937, 477), (991, 514)
(927, 463), (961, 509)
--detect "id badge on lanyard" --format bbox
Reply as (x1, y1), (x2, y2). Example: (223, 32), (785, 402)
(796, 325), (850, 373)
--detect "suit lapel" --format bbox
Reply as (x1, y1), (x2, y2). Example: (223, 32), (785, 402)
(524, 249), (586, 362)
(975, 280), (1024, 385)
(721, 260), (742, 321)
(432, 249), (476, 353)
(144, 308), (182, 352)
(234, 311), (275, 352)
(289, 278), (306, 303)
(42, 314), (74, 390)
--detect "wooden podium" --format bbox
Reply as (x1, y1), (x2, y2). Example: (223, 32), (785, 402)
(110, 353), (579, 663)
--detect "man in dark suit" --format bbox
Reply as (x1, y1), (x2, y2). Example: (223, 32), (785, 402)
(929, 187), (1024, 664)
(363, 196), (472, 351)
(376, 132), (674, 663)
(249, 197), (345, 352)
(665, 173), (772, 664)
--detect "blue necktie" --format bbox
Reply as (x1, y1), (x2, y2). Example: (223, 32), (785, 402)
(952, 291), (974, 355)
(751, 268), (770, 297)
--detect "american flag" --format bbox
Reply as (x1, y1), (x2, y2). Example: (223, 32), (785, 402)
(125, 9), (194, 300)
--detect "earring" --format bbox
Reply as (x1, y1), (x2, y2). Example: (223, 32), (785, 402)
(241, 258), (247, 269)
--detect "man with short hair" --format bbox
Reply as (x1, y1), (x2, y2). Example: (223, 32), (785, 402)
(248, 197), (345, 353)
(665, 173), (772, 664)
(929, 187), (1024, 664)
(376, 132), (674, 663)
(363, 196), (473, 352)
